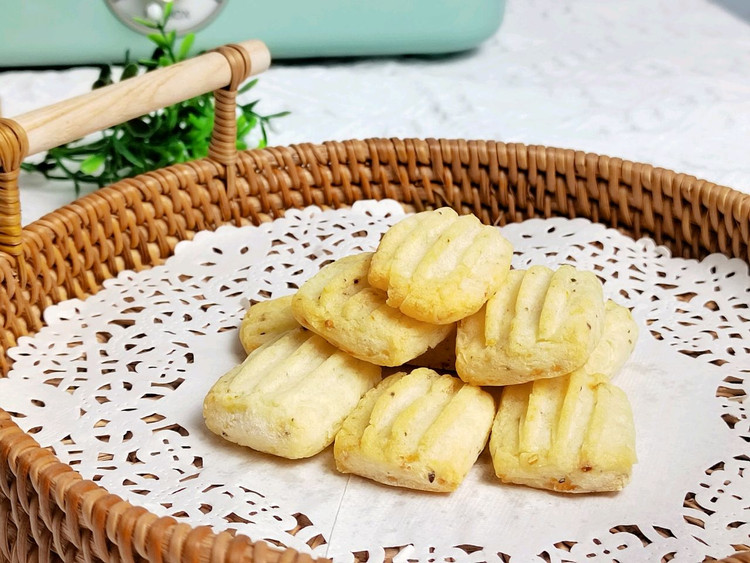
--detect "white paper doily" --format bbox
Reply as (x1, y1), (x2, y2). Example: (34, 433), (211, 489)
(1, 200), (747, 562)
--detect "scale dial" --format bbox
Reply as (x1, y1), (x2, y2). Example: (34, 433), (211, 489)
(106, 0), (226, 34)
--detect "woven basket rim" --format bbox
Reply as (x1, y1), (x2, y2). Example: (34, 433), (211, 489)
(21, 138), (750, 234)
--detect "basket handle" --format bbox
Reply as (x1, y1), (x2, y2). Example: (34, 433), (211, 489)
(0, 39), (270, 262)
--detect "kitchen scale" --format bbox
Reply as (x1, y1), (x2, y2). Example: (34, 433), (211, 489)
(0, 0), (504, 67)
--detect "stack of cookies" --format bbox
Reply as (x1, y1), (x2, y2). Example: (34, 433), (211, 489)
(203, 208), (638, 494)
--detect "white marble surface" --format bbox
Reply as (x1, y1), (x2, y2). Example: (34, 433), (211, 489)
(1, 0), (749, 225)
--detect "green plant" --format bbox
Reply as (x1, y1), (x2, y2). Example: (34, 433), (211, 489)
(22, 2), (288, 193)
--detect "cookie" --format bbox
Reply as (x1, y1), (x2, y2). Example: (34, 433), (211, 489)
(238, 295), (298, 354)
(334, 367), (495, 492)
(456, 265), (605, 386)
(292, 252), (453, 366)
(581, 300), (638, 378)
(489, 369), (637, 493)
(204, 327), (382, 459)
(368, 207), (513, 324)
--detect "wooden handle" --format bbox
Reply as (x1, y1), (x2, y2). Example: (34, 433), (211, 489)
(12, 39), (270, 156)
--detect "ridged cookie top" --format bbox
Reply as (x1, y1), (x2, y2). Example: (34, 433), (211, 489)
(334, 368), (495, 492)
(490, 370), (637, 493)
(292, 253), (453, 366)
(368, 208), (513, 324)
(456, 265), (606, 385)
(206, 328), (380, 414)
(581, 300), (638, 378)
(203, 327), (382, 459)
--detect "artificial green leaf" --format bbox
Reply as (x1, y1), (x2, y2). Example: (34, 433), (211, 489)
(138, 59), (159, 69)
(238, 79), (259, 94)
(132, 16), (159, 28)
(241, 100), (259, 112)
(165, 108), (179, 130)
(177, 33), (195, 61)
(121, 63), (140, 81)
(148, 34), (169, 49)
(113, 137), (145, 168)
(80, 154), (106, 175)
(162, 1), (173, 22)
(125, 118), (152, 138)
(92, 66), (113, 89)
(150, 47), (165, 61)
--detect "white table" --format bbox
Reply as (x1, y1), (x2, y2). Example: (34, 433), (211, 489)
(1, 0), (749, 225)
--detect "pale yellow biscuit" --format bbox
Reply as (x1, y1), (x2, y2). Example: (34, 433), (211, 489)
(334, 367), (495, 492)
(455, 265), (605, 386)
(489, 370), (637, 493)
(368, 207), (513, 324)
(239, 295), (299, 354)
(292, 252), (454, 367)
(203, 327), (382, 459)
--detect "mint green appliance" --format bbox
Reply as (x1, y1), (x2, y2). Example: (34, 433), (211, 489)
(1, 0), (504, 67)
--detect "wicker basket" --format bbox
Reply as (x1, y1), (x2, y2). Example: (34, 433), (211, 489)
(0, 41), (748, 563)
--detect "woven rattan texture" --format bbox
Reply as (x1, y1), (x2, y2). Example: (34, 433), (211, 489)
(0, 138), (748, 562)
(0, 119), (28, 260)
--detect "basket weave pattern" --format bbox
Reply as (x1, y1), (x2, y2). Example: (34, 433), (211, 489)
(0, 44), (748, 563)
